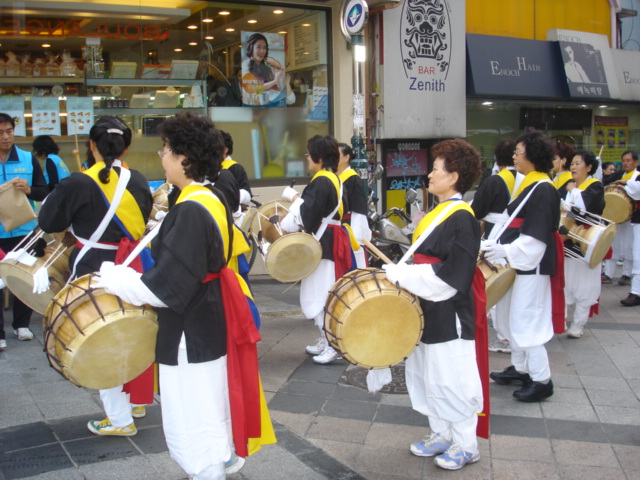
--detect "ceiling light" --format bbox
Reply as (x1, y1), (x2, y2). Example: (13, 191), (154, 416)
(187, 25), (197, 30)
(202, 18), (213, 23)
(205, 35), (214, 40)
(225, 27), (235, 32)
(274, 9), (284, 14)
(247, 19), (257, 24)
(482, 101), (493, 106)
(174, 48), (182, 52)
(599, 105), (608, 108)
(278, 30), (288, 34)
(219, 10), (230, 16)
(302, 23), (311, 27)
(189, 42), (197, 46)
(42, 43), (51, 48)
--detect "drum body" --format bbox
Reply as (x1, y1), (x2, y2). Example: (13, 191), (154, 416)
(477, 258), (515, 310)
(324, 268), (424, 369)
(255, 199), (291, 244)
(0, 231), (72, 314)
(561, 215), (616, 269)
(43, 273), (158, 390)
(603, 185), (635, 223)
(264, 232), (321, 283)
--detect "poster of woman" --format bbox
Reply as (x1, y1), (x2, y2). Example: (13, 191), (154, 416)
(241, 31), (288, 107)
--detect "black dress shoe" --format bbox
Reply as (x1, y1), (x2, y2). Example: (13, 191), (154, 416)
(489, 365), (532, 386)
(513, 380), (554, 402)
(621, 293), (640, 307)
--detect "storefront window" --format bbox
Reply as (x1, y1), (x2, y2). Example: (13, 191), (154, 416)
(0, 1), (331, 181)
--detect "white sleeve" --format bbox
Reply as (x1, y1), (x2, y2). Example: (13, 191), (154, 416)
(625, 181), (640, 201)
(97, 264), (168, 308)
(504, 234), (547, 271)
(280, 197), (303, 233)
(350, 212), (372, 243)
(565, 188), (586, 210)
(385, 263), (457, 302)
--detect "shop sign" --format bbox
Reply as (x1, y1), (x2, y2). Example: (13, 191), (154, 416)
(381, 0), (465, 138)
(611, 49), (640, 101)
(466, 34), (565, 99)
(0, 18), (169, 42)
(547, 29), (619, 100)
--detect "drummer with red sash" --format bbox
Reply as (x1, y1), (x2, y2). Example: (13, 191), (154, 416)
(484, 130), (563, 403)
(384, 139), (487, 471)
(95, 113), (263, 480)
(602, 150), (638, 285)
(612, 150), (640, 306)
(562, 151), (605, 337)
(280, 135), (354, 365)
(38, 116), (153, 436)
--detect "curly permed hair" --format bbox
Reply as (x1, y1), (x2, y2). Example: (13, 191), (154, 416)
(157, 112), (224, 183)
(514, 130), (554, 173)
(431, 139), (482, 194)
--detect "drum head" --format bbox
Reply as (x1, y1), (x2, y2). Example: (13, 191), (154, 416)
(603, 187), (634, 223)
(477, 260), (516, 311)
(585, 223), (617, 269)
(324, 269), (424, 369)
(43, 274), (158, 389)
(0, 260), (66, 314)
(253, 199), (291, 235)
(264, 232), (321, 283)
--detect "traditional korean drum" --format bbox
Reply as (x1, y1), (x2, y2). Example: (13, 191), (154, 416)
(263, 232), (322, 283)
(603, 184), (635, 224)
(560, 214), (616, 269)
(324, 268), (424, 369)
(43, 273), (157, 390)
(0, 229), (72, 314)
(477, 257), (516, 310)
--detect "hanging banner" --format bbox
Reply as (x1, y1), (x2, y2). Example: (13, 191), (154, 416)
(0, 97), (27, 137)
(594, 116), (628, 164)
(381, 0), (466, 139)
(66, 97), (94, 136)
(241, 31), (287, 107)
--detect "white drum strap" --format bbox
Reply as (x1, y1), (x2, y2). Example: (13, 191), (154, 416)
(69, 165), (131, 280)
(314, 181), (343, 240)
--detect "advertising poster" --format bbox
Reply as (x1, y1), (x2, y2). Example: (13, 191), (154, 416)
(241, 31), (287, 107)
(381, 0), (466, 138)
(66, 97), (94, 135)
(595, 116), (628, 164)
(31, 97), (61, 136)
(0, 97), (26, 137)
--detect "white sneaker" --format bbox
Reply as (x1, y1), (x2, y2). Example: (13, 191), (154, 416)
(14, 328), (34, 341)
(0, 339), (6, 350)
(225, 453), (245, 474)
(313, 346), (341, 364)
(567, 322), (585, 339)
(305, 336), (327, 356)
(488, 338), (511, 353)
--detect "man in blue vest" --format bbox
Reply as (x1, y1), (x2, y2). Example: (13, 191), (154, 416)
(0, 113), (48, 350)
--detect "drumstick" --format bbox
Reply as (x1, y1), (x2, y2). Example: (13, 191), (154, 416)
(598, 144), (604, 159)
(73, 122), (82, 171)
(362, 238), (393, 265)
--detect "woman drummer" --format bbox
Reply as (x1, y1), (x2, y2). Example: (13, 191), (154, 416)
(383, 139), (485, 471)
(280, 135), (354, 365)
(562, 150), (605, 338)
(38, 116), (153, 437)
(551, 141), (575, 198)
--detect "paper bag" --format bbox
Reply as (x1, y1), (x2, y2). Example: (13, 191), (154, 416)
(0, 182), (37, 231)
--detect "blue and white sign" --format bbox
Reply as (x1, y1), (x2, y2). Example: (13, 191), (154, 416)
(341, 0), (368, 40)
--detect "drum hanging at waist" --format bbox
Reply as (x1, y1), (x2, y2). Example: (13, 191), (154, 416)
(603, 185), (635, 224)
(324, 268), (424, 369)
(476, 256), (515, 310)
(560, 212), (616, 269)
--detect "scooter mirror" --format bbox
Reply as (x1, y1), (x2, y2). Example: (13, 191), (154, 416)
(405, 188), (418, 204)
(373, 164), (384, 180)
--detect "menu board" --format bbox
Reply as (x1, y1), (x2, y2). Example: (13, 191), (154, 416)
(66, 97), (94, 136)
(32, 97), (61, 136)
(287, 12), (327, 70)
(0, 97), (26, 136)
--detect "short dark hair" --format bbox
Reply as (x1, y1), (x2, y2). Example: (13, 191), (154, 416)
(554, 141), (575, 170)
(494, 138), (515, 167)
(431, 139), (482, 194)
(90, 116), (132, 183)
(307, 135), (340, 173)
(514, 130), (554, 173)
(573, 150), (599, 175)
(622, 150), (639, 162)
(602, 161), (614, 170)
(32, 135), (60, 157)
(0, 113), (15, 128)
(338, 143), (354, 162)
(220, 130), (233, 156)
(157, 112), (224, 183)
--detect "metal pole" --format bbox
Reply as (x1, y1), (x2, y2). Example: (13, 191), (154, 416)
(350, 33), (369, 198)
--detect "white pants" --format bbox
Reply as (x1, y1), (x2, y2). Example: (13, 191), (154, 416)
(300, 259), (335, 320)
(511, 344), (550, 382)
(159, 346), (231, 480)
(564, 257), (601, 326)
(99, 386), (133, 427)
(604, 221), (633, 278)
(405, 339), (482, 453)
(632, 223), (640, 295)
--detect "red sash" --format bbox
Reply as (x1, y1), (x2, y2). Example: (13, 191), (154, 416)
(203, 268), (262, 458)
(413, 253), (490, 439)
(327, 224), (353, 280)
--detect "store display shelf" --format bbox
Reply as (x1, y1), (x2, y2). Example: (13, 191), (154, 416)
(87, 78), (203, 87)
(0, 76), (84, 85)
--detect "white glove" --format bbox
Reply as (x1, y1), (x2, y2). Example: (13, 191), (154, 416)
(382, 263), (402, 285)
(239, 189), (251, 206)
(282, 186), (299, 202)
(480, 239), (495, 252)
(484, 242), (507, 263)
(92, 261), (120, 295)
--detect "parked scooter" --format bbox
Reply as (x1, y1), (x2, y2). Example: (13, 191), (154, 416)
(366, 165), (418, 266)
